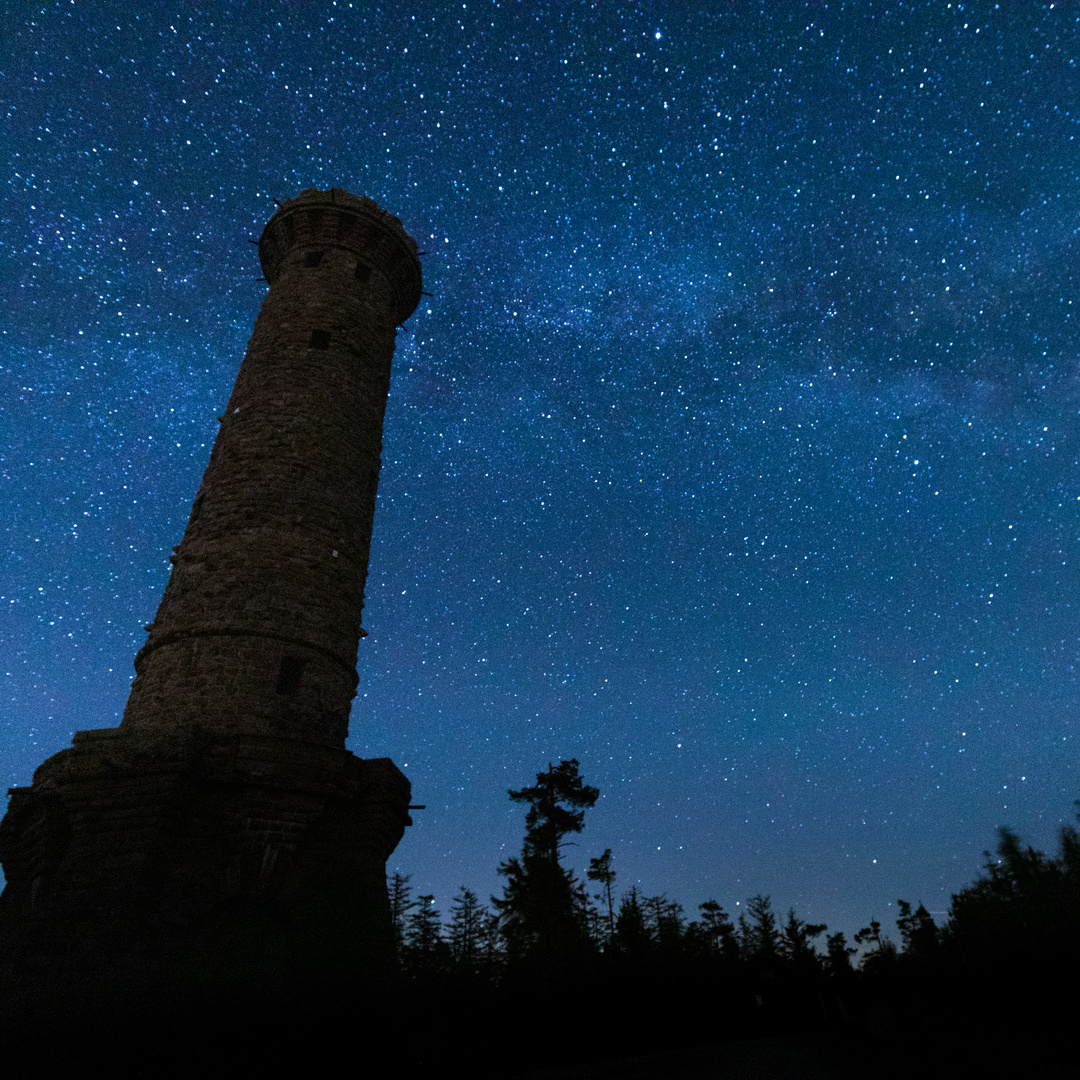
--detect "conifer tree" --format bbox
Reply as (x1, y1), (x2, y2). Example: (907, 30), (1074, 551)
(404, 894), (448, 975)
(569, 878), (602, 946)
(614, 886), (651, 957)
(587, 848), (617, 944)
(448, 887), (486, 971)
(854, 918), (897, 968)
(896, 899), (938, 958)
(739, 894), (781, 960)
(694, 899), (739, 960)
(388, 871), (413, 957)
(494, 759), (599, 964)
(643, 893), (685, 952)
(780, 908), (827, 969)
(825, 931), (857, 976)
(478, 908), (504, 972)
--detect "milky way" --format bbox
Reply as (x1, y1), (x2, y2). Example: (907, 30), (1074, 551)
(3, 2), (1080, 938)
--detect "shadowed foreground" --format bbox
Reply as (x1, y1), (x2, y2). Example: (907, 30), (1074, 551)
(0, 986), (1062, 1080)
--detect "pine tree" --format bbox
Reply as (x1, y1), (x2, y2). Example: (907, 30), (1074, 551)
(448, 887), (486, 972)
(854, 918), (882, 950)
(587, 848), (617, 944)
(404, 894), (449, 976)
(739, 894), (781, 960)
(494, 759), (599, 964)
(614, 886), (651, 957)
(506, 759), (599, 862)
(825, 931), (857, 976)
(388, 871), (413, 957)
(780, 908), (827, 969)
(573, 877), (604, 947)
(694, 899), (739, 960)
(643, 893), (685, 953)
(854, 918), (897, 968)
(478, 908), (504, 972)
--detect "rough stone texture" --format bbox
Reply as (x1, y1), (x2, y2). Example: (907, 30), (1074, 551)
(128, 188), (418, 745)
(0, 189), (420, 1020)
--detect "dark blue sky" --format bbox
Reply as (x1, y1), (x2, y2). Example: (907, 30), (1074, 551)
(3, 1), (1080, 939)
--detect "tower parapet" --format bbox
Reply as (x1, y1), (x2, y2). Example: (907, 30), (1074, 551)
(258, 188), (421, 320)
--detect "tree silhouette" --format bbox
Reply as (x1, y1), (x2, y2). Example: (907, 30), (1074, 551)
(780, 908), (827, 969)
(494, 759), (599, 964)
(693, 899), (738, 960)
(947, 820), (1080, 965)
(573, 877), (605, 947)
(507, 758), (599, 861)
(854, 918), (897, 971)
(403, 894), (449, 976)
(895, 900), (938, 958)
(853, 919), (883, 951)
(643, 893), (685, 952)
(739, 894), (781, 960)
(587, 848), (617, 944)
(388, 871), (413, 958)
(375, 785), (1080, 1076)
(614, 886), (651, 957)
(448, 887), (486, 972)
(825, 931), (857, 976)
(478, 908), (503, 971)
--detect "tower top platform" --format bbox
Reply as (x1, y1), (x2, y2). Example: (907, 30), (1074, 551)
(258, 187), (422, 325)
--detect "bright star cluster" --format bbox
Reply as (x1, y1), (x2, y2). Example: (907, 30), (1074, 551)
(3, 2), (1080, 937)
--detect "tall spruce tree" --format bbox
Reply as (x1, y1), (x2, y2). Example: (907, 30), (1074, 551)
(448, 887), (486, 972)
(494, 759), (599, 964)
(739, 894), (782, 960)
(388, 871), (413, 958)
(614, 886), (652, 957)
(403, 894), (449, 976)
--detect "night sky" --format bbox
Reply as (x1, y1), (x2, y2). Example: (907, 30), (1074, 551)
(4, 1), (1080, 940)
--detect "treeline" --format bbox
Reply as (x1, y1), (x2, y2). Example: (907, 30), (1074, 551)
(389, 760), (1080, 1076)
(391, 872), (857, 988)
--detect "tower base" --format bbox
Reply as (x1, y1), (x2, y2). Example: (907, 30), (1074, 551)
(0, 727), (410, 1024)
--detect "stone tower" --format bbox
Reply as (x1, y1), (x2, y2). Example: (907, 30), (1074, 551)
(0, 188), (420, 1019)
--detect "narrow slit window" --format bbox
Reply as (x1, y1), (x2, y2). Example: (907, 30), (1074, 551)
(276, 656), (305, 695)
(303, 251), (324, 268)
(355, 261), (372, 284)
(310, 329), (332, 350)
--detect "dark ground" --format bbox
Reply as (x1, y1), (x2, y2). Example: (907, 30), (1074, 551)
(0, 1012), (1066, 1079)
(519, 1037), (848, 1080)
(0, 960), (1071, 1079)
(516, 1025), (1061, 1080)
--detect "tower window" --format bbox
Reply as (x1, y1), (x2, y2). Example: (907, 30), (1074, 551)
(276, 656), (305, 695)
(310, 329), (332, 350)
(303, 251), (324, 268)
(355, 262), (372, 284)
